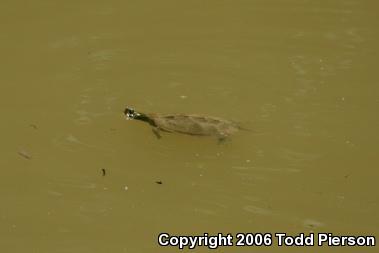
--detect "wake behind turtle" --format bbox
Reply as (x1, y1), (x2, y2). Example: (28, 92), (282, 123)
(124, 107), (244, 141)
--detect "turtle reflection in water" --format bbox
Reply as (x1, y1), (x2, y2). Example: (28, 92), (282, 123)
(124, 107), (245, 142)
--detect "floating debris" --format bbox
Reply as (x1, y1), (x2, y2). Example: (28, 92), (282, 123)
(243, 205), (273, 216)
(29, 124), (38, 130)
(155, 181), (163, 185)
(101, 168), (106, 176)
(18, 150), (32, 160)
(303, 219), (324, 229)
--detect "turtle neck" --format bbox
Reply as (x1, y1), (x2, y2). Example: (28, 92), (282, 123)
(134, 113), (156, 127)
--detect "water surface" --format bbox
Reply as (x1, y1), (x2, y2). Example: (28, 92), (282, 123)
(1, 0), (378, 252)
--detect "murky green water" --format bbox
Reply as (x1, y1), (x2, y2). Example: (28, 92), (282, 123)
(1, 0), (378, 252)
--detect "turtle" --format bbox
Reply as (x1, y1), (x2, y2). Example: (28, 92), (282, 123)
(124, 107), (244, 142)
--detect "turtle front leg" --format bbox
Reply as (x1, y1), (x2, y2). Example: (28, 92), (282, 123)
(218, 136), (227, 144)
(152, 127), (162, 139)
(217, 133), (229, 144)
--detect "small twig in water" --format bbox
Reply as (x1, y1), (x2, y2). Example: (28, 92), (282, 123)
(18, 150), (32, 160)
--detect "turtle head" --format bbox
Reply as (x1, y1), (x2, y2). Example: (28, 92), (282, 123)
(124, 107), (141, 120)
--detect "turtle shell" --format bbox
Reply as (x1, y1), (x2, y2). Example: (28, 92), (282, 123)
(147, 113), (239, 137)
